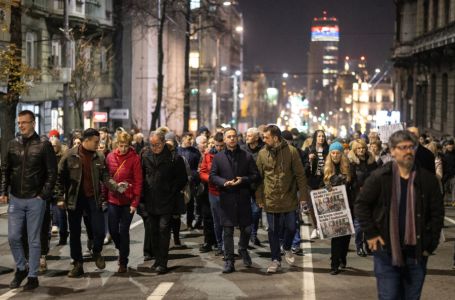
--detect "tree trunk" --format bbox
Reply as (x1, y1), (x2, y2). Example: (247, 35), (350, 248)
(1, 4), (22, 162)
(150, 1), (167, 132)
(182, 0), (191, 132)
(75, 104), (83, 130)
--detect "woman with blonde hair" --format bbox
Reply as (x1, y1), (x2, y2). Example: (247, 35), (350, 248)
(348, 138), (378, 256)
(105, 131), (143, 273)
(323, 142), (353, 275)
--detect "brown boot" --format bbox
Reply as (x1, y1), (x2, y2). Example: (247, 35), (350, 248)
(117, 265), (127, 273)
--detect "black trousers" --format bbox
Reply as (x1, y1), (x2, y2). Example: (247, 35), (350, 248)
(149, 214), (172, 268)
(199, 193), (216, 246)
(141, 215), (153, 257)
(331, 235), (351, 269)
(223, 225), (251, 261)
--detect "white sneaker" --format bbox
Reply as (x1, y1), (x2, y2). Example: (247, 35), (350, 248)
(51, 225), (59, 234)
(103, 234), (112, 245)
(310, 229), (319, 239)
(267, 260), (281, 273)
(284, 250), (295, 265)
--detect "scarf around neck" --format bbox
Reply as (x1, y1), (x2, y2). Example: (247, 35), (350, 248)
(390, 161), (417, 266)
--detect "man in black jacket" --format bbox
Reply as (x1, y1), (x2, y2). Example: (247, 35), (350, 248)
(0, 110), (57, 290)
(210, 128), (260, 273)
(142, 131), (188, 274)
(408, 127), (436, 174)
(355, 130), (444, 299)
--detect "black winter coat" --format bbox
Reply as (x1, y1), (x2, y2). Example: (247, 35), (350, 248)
(442, 150), (455, 184)
(415, 145), (436, 175)
(354, 162), (444, 260)
(141, 145), (188, 215)
(210, 146), (260, 227)
(302, 145), (329, 189)
(1, 132), (57, 200)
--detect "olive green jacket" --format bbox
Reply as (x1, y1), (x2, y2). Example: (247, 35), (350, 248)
(56, 146), (119, 210)
(256, 141), (309, 213)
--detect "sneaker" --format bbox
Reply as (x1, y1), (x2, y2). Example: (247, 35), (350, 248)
(310, 229), (319, 239)
(82, 249), (92, 258)
(284, 250), (295, 265)
(9, 269), (28, 289)
(215, 248), (224, 256)
(22, 277), (39, 291)
(238, 249), (252, 267)
(93, 253), (106, 270)
(291, 247), (302, 254)
(103, 235), (112, 245)
(68, 262), (84, 278)
(222, 260), (235, 274)
(267, 260), (281, 273)
(51, 225), (59, 235)
(357, 248), (367, 257)
(280, 245), (285, 255)
(38, 256), (47, 274)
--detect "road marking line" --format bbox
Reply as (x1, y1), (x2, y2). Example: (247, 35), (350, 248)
(444, 216), (455, 225)
(147, 282), (174, 300)
(301, 220), (316, 300)
(0, 289), (19, 300)
(130, 219), (143, 229)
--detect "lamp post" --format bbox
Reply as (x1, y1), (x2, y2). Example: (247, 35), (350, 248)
(62, 0), (71, 138)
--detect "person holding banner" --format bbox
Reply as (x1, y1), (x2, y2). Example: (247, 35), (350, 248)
(355, 130), (444, 300)
(323, 142), (354, 275)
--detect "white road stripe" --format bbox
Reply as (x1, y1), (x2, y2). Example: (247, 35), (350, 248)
(444, 216), (455, 225)
(147, 282), (174, 300)
(301, 221), (316, 300)
(130, 219), (143, 229)
(0, 289), (19, 300)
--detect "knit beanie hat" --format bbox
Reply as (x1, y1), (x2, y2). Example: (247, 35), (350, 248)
(329, 141), (344, 153)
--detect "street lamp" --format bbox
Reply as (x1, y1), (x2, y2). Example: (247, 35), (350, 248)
(223, 1), (232, 6)
(235, 26), (243, 33)
(282, 72), (289, 79)
(235, 70), (241, 76)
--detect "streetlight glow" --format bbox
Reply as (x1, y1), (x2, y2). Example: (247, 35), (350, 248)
(223, 1), (232, 6)
(282, 72), (289, 79)
(235, 26), (244, 33)
(221, 65), (228, 72)
(235, 70), (241, 76)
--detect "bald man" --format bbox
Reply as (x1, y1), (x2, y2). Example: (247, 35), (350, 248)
(407, 127), (435, 174)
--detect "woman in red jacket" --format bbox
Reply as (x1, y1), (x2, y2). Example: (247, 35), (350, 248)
(200, 132), (225, 255)
(105, 131), (143, 273)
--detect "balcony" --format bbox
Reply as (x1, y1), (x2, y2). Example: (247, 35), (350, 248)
(24, 0), (48, 11)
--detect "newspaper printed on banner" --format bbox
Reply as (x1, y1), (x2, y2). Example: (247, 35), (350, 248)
(377, 123), (404, 144)
(310, 185), (354, 239)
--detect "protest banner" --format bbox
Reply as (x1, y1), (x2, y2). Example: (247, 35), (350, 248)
(377, 123), (405, 144)
(310, 185), (354, 239)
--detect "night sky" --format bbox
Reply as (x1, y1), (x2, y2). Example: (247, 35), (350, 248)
(238, 0), (395, 76)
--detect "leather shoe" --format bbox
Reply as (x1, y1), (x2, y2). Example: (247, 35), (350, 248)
(199, 244), (212, 253)
(156, 266), (168, 274)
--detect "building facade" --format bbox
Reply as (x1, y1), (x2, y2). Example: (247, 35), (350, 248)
(393, 0), (455, 136)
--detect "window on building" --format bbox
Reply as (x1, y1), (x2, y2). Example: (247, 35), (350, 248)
(423, 0), (430, 33)
(430, 74), (437, 129)
(432, 0), (439, 30)
(445, 0), (450, 25)
(26, 32), (38, 68)
(51, 38), (62, 68)
(55, 0), (64, 10)
(189, 51), (200, 69)
(76, 0), (84, 13)
(100, 46), (108, 73)
(442, 73), (448, 131)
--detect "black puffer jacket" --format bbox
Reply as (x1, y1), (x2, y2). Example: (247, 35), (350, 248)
(355, 162), (444, 260)
(1, 132), (57, 200)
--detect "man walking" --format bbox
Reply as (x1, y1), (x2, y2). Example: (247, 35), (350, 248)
(0, 110), (57, 290)
(210, 128), (260, 273)
(142, 131), (188, 274)
(56, 128), (127, 277)
(256, 125), (309, 273)
(355, 130), (444, 299)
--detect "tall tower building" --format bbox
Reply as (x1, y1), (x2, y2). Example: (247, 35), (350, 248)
(307, 11), (339, 112)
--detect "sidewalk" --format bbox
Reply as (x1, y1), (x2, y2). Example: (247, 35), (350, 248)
(0, 204), (7, 215)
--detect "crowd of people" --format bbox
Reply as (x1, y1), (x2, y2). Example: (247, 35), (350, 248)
(0, 109), (451, 299)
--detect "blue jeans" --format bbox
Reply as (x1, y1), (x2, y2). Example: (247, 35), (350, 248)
(68, 197), (106, 263)
(108, 204), (134, 266)
(374, 249), (427, 300)
(8, 195), (46, 277)
(354, 218), (364, 250)
(267, 211), (296, 261)
(251, 198), (262, 238)
(208, 193), (223, 250)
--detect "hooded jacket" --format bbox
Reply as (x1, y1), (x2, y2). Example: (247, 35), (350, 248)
(256, 140), (309, 213)
(105, 147), (143, 208)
